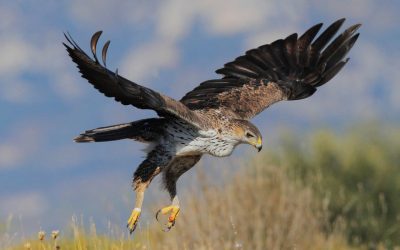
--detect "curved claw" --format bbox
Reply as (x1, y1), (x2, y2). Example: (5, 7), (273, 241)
(155, 209), (174, 232)
(163, 218), (178, 232)
(162, 223), (173, 232)
(127, 208), (141, 234)
(90, 31), (103, 63)
(127, 222), (137, 234)
(155, 205), (180, 232)
(155, 208), (162, 222)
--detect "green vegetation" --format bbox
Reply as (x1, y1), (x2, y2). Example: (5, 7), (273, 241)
(4, 123), (400, 249)
(263, 123), (400, 248)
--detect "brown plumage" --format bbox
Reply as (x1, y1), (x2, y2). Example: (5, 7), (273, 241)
(64, 32), (207, 130)
(65, 18), (360, 233)
(181, 18), (360, 119)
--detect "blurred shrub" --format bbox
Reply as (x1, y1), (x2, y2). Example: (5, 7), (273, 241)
(266, 123), (400, 248)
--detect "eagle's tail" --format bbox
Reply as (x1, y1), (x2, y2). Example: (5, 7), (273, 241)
(74, 118), (166, 143)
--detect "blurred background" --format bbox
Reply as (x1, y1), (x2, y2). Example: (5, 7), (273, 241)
(0, 0), (399, 248)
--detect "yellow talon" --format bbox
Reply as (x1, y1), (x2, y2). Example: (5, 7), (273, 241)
(127, 208), (141, 233)
(155, 205), (180, 231)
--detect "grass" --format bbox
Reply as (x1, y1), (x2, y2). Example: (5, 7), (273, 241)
(4, 160), (351, 250)
(3, 123), (400, 249)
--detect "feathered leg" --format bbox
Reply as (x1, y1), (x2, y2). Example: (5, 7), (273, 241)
(127, 146), (172, 233)
(156, 155), (201, 231)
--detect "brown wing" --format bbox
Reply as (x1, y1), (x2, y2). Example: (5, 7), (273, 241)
(64, 31), (207, 129)
(181, 18), (361, 119)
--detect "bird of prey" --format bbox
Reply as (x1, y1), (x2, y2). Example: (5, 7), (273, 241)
(64, 18), (360, 233)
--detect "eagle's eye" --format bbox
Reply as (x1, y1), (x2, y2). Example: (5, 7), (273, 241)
(246, 132), (255, 138)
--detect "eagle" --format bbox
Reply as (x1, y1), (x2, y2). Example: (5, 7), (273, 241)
(64, 18), (360, 233)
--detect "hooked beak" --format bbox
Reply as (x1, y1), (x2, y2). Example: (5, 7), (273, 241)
(255, 137), (263, 152)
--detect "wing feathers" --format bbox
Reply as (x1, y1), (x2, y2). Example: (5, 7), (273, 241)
(311, 18), (345, 51)
(309, 18), (345, 67)
(68, 20), (360, 124)
(283, 33), (298, 71)
(326, 33), (359, 69)
(101, 40), (110, 67)
(268, 40), (288, 70)
(317, 58), (349, 87)
(319, 24), (361, 66)
(65, 32), (207, 129)
(297, 23), (322, 67)
(181, 19), (360, 119)
(90, 31), (102, 63)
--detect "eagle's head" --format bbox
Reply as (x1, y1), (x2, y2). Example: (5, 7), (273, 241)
(231, 119), (263, 152)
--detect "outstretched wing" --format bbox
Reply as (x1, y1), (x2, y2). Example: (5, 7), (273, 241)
(181, 19), (361, 119)
(64, 31), (206, 129)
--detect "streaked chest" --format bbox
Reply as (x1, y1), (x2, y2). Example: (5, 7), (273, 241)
(163, 119), (236, 157)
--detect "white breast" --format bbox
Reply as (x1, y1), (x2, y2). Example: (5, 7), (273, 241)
(175, 136), (236, 157)
(164, 121), (237, 157)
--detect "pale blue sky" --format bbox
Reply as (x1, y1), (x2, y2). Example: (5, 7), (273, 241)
(0, 0), (399, 235)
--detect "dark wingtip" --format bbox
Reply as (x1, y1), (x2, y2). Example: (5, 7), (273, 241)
(312, 18), (346, 50)
(63, 32), (69, 42)
(316, 58), (350, 87)
(63, 31), (85, 52)
(347, 23), (362, 34)
(350, 33), (360, 45)
(74, 135), (94, 143)
(335, 18), (346, 27)
(337, 17), (346, 23)
(329, 18), (347, 32)
(63, 32), (74, 47)
(297, 23), (322, 49)
(300, 22), (323, 40)
(62, 42), (69, 49)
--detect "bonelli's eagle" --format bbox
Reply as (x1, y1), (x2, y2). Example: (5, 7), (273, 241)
(64, 18), (360, 233)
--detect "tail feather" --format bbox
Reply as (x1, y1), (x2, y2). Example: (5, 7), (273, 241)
(74, 118), (166, 143)
(74, 123), (136, 142)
